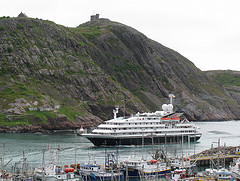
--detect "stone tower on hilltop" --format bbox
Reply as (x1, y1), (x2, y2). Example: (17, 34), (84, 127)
(90, 14), (99, 21)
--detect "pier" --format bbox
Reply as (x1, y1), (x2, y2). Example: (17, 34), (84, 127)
(190, 154), (240, 167)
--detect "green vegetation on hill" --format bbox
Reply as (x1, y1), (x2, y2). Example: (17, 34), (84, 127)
(205, 70), (240, 106)
(214, 71), (240, 86)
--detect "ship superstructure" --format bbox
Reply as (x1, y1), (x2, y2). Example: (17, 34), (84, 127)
(81, 94), (202, 146)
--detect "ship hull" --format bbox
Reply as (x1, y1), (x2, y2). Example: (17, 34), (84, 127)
(83, 134), (201, 146)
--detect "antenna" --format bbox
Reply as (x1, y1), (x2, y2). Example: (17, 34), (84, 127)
(113, 106), (119, 120)
(168, 94), (175, 104)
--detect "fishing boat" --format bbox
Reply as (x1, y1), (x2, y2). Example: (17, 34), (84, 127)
(76, 149), (124, 181)
(34, 163), (79, 181)
(123, 156), (171, 179)
(81, 94), (202, 146)
(78, 163), (124, 181)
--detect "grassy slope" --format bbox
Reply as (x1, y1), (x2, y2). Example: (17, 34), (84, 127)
(0, 17), (146, 128)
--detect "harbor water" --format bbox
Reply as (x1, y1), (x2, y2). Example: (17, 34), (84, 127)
(0, 120), (240, 171)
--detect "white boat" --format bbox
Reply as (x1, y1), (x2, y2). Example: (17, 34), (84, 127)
(215, 168), (234, 180)
(75, 126), (85, 136)
(229, 157), (240, 179)
(81, 94), (202, 146)
(34, 163), (79, 181)
(198, 168), (234, 181)
(169, 157), (193, 170)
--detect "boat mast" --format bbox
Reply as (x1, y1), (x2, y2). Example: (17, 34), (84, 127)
(141, 128), (145, 159)
(1, 142), (5, 177)
(217, 138), (220, 170)
(74, 135), (77, 165)
(151, 133), (154, 155)
(123, 98), (126, 118)
(42, 149), (45, 181)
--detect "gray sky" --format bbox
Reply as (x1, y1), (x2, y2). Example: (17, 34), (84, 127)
(1, 0), (240, 71)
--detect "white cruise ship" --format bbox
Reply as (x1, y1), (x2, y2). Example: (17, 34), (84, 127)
(81, 94), (202, 146)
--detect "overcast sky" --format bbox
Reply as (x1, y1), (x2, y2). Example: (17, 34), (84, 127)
(1, 0), (240, 71)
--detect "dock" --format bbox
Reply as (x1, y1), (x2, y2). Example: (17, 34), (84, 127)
(190, 154), (240, 167)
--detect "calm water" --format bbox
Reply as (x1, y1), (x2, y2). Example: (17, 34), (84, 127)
(0, 120), (240, 171)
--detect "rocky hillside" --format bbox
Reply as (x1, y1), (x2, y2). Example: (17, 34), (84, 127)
(205, 70), (240, 106)
(0, 16), (240, 132)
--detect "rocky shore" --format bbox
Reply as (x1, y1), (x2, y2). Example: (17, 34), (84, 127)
(0, 115), (101, 133)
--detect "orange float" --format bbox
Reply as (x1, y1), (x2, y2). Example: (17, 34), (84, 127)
(150, 160), (157, 164)
(64, 168), (74, 173)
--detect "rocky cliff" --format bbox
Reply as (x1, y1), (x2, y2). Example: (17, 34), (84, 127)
(0, 16), (239, 132)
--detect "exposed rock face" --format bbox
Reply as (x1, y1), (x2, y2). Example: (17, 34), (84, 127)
(0, 17), (240, 133)
(79, 19), (240, 121)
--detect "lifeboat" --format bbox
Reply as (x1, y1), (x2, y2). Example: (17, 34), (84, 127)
(64, 167), (74, 173)
(150, 160), (157, 164)
(161, 117), (170, 120)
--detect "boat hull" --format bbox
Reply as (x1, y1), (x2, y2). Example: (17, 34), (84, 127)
(125, 168), (171, 177)
(83, 134), (201, 146)
(80, 171), (124, 181)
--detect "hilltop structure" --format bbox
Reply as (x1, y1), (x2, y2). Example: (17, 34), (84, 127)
(90, 14), (99, 21)
(18, 12), (28, 18)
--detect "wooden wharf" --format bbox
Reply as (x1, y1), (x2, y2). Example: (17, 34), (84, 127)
(190, 154), (240, 167)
